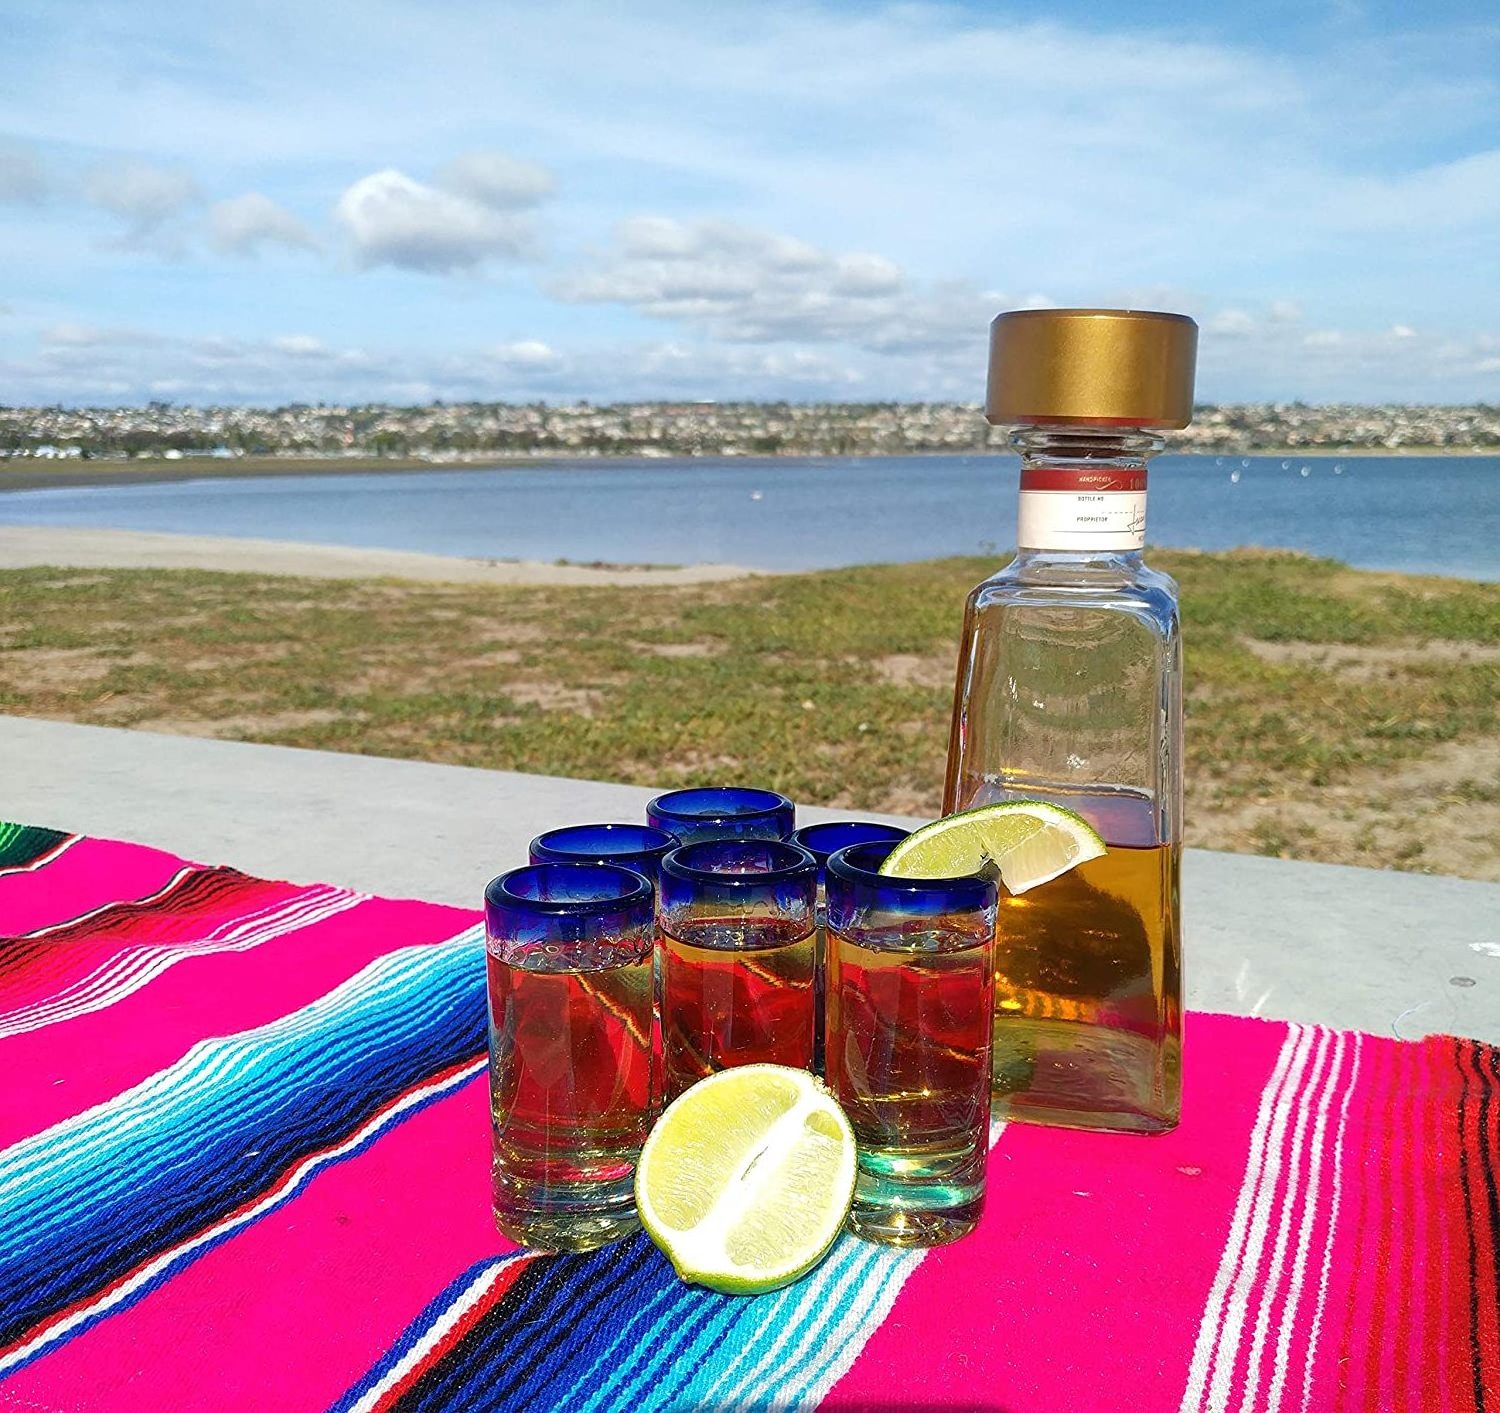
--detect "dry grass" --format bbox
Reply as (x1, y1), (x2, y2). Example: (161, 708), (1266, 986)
(2, 550), (1498, 879)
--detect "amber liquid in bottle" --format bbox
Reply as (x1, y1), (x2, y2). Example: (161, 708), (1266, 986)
(946, 781), (1181, 1133)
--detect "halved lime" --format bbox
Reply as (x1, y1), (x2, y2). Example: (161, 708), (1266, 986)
(635, 1064), (856, 1294)
(879, 800), (1106, 894)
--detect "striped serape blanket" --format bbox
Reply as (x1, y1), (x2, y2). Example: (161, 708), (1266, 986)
(1, 820), (1496, 1412)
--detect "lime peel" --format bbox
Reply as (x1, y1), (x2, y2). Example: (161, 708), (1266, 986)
(879, 800), (1106, 894)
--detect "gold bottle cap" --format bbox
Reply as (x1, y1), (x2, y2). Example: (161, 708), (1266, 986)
(986, 308), (1198, 429)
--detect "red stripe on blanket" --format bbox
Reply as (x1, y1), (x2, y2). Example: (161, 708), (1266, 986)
(0, 837), (186, 936)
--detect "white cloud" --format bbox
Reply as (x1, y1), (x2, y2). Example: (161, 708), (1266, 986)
(269, 333), (327, 356)
(608, 341), (863, 394)
(85, 159), (200, 243)
(40, 322), (164, 349)
(555, 215), (991, 356)
(490, 340), (560, 368)
(1189, 314), (1500, 401)
(0, 145), (47, 203)
(209, 192), (316, 255)
(831, 254), (902, 297)
(334, 165), (548, 273)
(1209, 309), (1256, 336)
(438, 152), (554, 210)
(614, 215), (700, 260)
(1330, 150), (1500, 235)
(11, 325), (381, 401)
(1, 321), (867, 404)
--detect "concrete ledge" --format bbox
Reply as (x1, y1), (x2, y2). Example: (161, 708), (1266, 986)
(4, 714), (1496, 1043)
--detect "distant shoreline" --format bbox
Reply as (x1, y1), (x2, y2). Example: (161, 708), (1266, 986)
(0, 455), (537, 493)
(1, 446), (1497, 494)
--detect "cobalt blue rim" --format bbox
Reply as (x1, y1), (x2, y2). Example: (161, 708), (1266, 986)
(646, 787), (794, 828)
(825, 841), (996, 911)
(528, 823), (676, 869)
(484, 862), (654, 918)
(659, 839), (817, 889)
(789, 821), (910, 868)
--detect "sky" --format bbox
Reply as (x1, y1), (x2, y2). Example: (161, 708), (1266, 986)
(1, 0), (1497, 407)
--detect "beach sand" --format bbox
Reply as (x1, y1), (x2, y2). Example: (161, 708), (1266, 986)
(0, 525), (755, 586)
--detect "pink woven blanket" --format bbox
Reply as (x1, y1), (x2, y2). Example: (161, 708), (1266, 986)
(0, 822), (1495, 1410)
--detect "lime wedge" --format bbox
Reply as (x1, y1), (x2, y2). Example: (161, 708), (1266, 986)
(635, 1063), (856, 1294)
(879, 800), (1106, 894)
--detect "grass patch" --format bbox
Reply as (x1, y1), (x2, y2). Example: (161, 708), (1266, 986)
(2, 550), (1498, 878)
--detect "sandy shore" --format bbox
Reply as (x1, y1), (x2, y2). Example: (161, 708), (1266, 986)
(0, 525), (756, 586)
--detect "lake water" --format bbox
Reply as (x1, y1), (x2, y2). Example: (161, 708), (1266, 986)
(3, 454), (1497, 580)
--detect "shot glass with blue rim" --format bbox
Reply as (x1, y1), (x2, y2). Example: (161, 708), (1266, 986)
(825, 841), (996, 1247)
(528, 822), (676, 1108)
(657, 839), (818, 1100)
(485, 863), (656, 1252)
(646, 787), (795, 846)
(788, 821), (910, 1075)
(528, 823), (676, 881)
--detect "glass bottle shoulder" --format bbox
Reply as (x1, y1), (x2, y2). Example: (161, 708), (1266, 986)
(967, 553), (1179, 640)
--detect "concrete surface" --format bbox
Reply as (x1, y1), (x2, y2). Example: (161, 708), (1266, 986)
(4, 715), (1496, 1044)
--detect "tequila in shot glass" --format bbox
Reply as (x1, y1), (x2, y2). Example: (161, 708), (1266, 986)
(646, 786), (795, 846)
(528, 822), (676, 1110)
(657, 839), (818, 1100)
(484, 862), (656, 1252)
(788, 821), (910, 1075)
(825, 841), (996, 1247)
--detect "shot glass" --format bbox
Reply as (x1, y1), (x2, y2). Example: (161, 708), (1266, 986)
(657, 839), (818, 1100)
(484, 863), (656, 1252)
(788, 822), (910, 1075)
(528, 823), (676, 882)
(646, 787), (795, 846)
(825, 841), (996, 1247)
(528, 823), (676, 1109)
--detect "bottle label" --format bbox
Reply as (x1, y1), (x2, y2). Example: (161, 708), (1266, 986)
(1016, 467), (1147, 551)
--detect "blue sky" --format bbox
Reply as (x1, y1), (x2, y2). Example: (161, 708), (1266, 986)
(1, 0), (1497, 405)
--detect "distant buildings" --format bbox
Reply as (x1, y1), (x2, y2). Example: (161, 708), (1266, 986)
(1, 400), (1496, 460)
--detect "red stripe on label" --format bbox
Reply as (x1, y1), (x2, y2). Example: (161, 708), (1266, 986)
(1020, 468), (1147, 492)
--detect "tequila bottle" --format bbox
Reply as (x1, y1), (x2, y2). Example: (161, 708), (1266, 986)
(943, 308), (1198, 1134)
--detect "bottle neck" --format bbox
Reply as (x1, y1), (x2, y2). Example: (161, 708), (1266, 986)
(1009, 426), (1162, 559)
